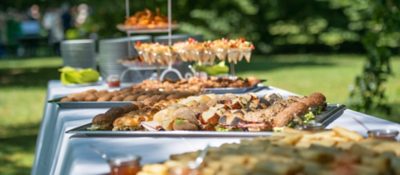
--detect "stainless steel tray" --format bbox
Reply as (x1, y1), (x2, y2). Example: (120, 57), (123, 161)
(67, 104), (346, 138)
(204, 84), (265, 94)
(48, 85), (268, 109)
(69, 125), (274, 138)
(48, 97), (132, 109)
(315, 104), (346, 126)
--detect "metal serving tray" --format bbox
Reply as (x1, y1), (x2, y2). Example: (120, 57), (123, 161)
(315, 104), (346, 126)
(48, 84), (268, 109)
(69, 126), (274, 138)
(204, 84), (265, 94)
(67, 104), (346, 138)
(48, 97), (132, 109)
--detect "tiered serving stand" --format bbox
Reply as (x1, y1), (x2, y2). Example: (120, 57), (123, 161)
(118, 0), (184, 81)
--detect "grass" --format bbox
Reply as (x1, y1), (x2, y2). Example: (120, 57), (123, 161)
(0, 54), (399, 174)
(0, 57), (62, 175)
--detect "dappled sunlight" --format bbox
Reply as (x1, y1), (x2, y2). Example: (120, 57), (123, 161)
(0, 122), (39, 175)
(0, 0), (399, 174)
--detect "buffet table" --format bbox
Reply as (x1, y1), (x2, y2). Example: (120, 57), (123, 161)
(32, 81), (400, 175)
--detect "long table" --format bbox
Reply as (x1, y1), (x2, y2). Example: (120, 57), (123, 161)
(32, 81), (400, 175)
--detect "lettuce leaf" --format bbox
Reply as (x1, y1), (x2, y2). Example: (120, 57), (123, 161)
(59, 66), (100, 85)
(303, 112), (316, 124)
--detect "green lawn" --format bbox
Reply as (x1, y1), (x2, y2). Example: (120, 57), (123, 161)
(0, 57), (61, 175)
(0, 54), (399, 174)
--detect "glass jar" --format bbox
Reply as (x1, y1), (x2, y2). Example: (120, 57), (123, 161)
(107, 74), (121, 88)
(108, 155), (141, 175)
(367, 129), (399, 141)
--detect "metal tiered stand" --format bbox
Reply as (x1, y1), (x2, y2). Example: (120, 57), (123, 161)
(118, 0), (184, 81)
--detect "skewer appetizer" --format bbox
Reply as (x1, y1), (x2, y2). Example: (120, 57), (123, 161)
(135, 38), (255, 65)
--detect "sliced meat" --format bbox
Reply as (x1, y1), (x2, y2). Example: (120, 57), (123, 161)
(201, 107), (220, 125)
(219, 114), (243, 126)
(243, 111), (265, 123)
(237, 121), (272, 131)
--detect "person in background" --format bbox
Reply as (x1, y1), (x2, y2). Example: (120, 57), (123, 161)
(18, 4), (42, 57)
(28, 4), (41, 20)
(5, 8), (22, 57)
(0, 11), (6, 58)
(61, 3), (73, 36)
(43, 7), (63, 55)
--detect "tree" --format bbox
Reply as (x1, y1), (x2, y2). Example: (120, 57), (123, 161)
(340, 0), (400, 114)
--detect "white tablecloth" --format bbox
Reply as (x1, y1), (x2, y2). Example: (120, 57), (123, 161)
(32, 81), (400, 175)
(32, 81), (108, 175)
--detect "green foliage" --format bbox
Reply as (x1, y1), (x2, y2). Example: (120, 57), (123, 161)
(3, 0), (400, 52)
(337, 0), (400, 114)
(171, 0), (370, 52)
(4, 0), (395, 53)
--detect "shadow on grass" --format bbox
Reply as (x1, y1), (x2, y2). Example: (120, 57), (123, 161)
(0, 122), (40, 175)
(0, 67), (60, 87)
(236, 56), (335, 73)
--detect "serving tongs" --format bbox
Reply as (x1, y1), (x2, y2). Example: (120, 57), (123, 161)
(351, 116), (369, 131)
(90, 144), (109, 161)
(188, 144), (209, 172)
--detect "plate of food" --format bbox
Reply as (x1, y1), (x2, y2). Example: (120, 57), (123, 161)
(116, 24), (178, 32)
(202, 76), (265, 94)
(67, 92), (346, 137)
(117, 8), (178, 32)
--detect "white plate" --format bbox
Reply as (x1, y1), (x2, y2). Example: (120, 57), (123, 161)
(63, 77), (104, 88)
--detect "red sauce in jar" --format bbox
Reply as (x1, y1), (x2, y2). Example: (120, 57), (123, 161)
(108, 155), (141, 175)
(107, 80), (120, 88)
(107, 75), (121, 88)
(110, 162), (140, 175)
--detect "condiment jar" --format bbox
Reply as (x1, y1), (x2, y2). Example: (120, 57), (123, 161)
(108, 155), (141, 175)
(367, 129), (399, 141)
(297, 122), (325, 132)
(107, 74), (121, 88)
